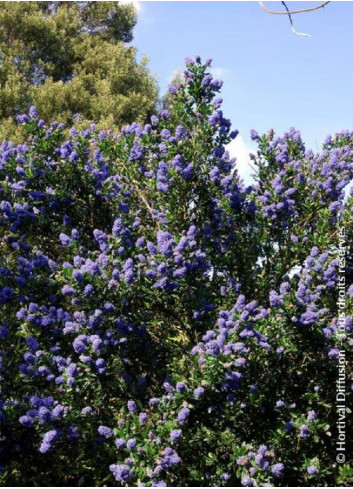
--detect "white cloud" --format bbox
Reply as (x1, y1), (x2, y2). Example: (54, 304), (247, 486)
(227, 135), (257, 185)
(210, 67), (226, 79)
(120, 0), (142, 15)
(120, 0), (157, 26)
(167, 69), (182, 84)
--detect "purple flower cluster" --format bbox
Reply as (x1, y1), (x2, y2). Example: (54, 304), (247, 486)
(109, 464), (131, 482)
(236, 445), (284, 486)
(1, 56), (352, 487)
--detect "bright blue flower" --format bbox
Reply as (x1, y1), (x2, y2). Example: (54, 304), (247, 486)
(241, 475), (255, 486)
(177, 407), (190, 425)
(98, 426), (112, 438)
(81, 406), (93, 415)
(284, 421), (294, 432)
(307, 410), (317, 421)
(139, 413), (148, 425)
(109, 464), (131, 483)
(115, 438), (126, 449)
(194, 387), (204, 399)
(271, 463), (284, 477)
(127, 400), (137, 412)
(170, 429), (182, 442)
(149, 398), (159, 407)
(62, 285), (76, 296)
(175, 382), (186, 393)
(127, 438), (136, 450)
(269, 290), (284, 308)
(300, 424), (311, 438)
(59, 233), (72, 246)
(29, 106), (38, 118)
(19, 415), (34, 427)
(39, 429), (60, 453)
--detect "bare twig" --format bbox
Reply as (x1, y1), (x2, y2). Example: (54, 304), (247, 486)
(258, 1), (331, 37)
(258, 1), (331, 16)
(281, 1), (311, 37)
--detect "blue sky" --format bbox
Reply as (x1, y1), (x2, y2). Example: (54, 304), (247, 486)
(127, 1), (353, 180)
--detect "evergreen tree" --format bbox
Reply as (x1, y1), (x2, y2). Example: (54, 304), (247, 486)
(0, 1), (158, 138)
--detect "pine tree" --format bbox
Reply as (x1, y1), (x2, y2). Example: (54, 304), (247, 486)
(0, 2), (158, 138)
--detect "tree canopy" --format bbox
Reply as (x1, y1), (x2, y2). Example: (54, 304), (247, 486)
(0, 2), (158, 139)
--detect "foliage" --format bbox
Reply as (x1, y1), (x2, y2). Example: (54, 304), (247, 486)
(0, 57), (352, 487)
(0, 1), (158, 140)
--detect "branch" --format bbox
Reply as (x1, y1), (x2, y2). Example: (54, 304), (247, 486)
(258, 1), (331, 37)
(118, 158), (160, 229)
(281, 1), (310, 37)
(258, 1), (331, 15)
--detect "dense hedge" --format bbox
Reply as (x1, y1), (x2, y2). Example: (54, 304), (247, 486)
(0, 57), (352, 486)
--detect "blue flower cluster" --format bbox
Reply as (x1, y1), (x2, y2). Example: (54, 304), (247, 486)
(0, 56), (352, 487)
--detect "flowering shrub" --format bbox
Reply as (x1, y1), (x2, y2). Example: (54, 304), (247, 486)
(0, 57), (352, 486)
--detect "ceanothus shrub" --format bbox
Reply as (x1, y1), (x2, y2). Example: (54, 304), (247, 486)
(0, 57), (352, 486)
